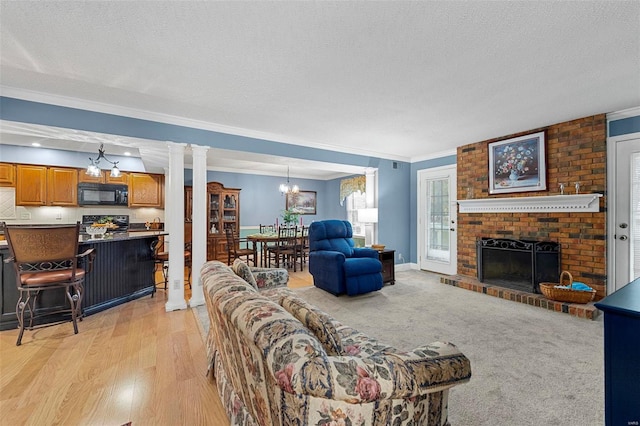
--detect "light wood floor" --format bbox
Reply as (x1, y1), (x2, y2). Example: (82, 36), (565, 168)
(0, 267), (313, 426)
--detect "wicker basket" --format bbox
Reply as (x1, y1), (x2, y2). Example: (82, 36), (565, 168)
(539, 271), (596, 304)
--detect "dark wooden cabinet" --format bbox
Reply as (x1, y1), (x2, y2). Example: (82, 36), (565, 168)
(185, 182), (241, 262)
(378, 249), (395, 284)
(594, 278), (640, 425)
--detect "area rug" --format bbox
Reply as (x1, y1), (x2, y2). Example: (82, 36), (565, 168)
(195, 270), (604, 426)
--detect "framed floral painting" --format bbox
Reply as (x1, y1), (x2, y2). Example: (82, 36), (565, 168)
(488, 131), (546, 194)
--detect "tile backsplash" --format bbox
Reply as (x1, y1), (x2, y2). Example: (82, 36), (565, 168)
(0, 188), (17, 219)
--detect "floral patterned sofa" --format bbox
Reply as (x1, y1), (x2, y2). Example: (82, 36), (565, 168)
(202, 260), (472, 426)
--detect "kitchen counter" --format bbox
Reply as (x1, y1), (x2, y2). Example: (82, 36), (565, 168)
(0, 230), (167, 247)
(78, 230), (168, 243)
(0, 231), (167, 330)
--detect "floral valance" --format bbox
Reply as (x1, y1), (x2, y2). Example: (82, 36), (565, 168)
(339, 175), (366, 205)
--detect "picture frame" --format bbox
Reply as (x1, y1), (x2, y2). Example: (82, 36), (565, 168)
(286, 190), (317, 215)
(488, 131), (547, 194)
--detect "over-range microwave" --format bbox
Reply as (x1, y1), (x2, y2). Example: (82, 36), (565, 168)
(78, 183), (129, 206)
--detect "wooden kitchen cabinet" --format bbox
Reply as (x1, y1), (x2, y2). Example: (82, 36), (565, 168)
(17, 164), (77, 206)
(128, 172), (164, 207)
(0, 163), (16, 187)
(78, 169), (129, 184)
(16, 164), (47, 206)
(47, 167), (78, 206)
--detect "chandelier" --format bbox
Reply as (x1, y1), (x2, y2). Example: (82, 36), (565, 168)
(279, 166), (299, 195)
(86, 144), (121, 178)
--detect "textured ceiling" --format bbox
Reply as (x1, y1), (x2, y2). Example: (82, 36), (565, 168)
(0, 1), (639, 175)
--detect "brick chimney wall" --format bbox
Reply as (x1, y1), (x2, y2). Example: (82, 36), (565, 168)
(456, 114), (607, 299)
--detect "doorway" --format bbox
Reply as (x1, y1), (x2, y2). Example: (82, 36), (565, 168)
(418, 165), (457, 275)
(608, 133), (640, 293)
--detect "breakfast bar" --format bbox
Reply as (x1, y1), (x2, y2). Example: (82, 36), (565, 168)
(0, 230), (166, 331)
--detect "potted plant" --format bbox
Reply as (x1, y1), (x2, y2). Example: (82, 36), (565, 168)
(281, 208), (299, 226)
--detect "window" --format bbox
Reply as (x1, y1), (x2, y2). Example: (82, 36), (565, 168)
(346, 191), (367, 237)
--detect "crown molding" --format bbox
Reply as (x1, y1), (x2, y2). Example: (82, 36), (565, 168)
(0, 86), (411, 162)
(607, 106), (640, 121)
(411, 149), (457, 163)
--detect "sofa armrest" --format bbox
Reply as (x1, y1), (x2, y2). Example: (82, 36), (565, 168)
(270, 337), (471, 402)
(249, 266), (289, 289)
(352, 247), (379, 259)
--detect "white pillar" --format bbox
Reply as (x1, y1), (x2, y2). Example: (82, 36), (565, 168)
(165, 142), (188, 312)
(365, 168), (378, 245)
(188, 145), (208, 307)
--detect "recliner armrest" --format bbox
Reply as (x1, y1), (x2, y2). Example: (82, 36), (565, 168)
(310, 250), (346, 263)
(352, 247), (379, 259)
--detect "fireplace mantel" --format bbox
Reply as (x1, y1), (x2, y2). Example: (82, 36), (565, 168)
(457, 194), (602, 213)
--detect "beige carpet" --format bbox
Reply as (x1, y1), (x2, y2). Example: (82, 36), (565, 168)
(196, 269), (604, 426)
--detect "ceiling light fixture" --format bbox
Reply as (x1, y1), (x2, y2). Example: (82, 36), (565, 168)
(279, 166), (299, 195)
(86, 143), (121, 178)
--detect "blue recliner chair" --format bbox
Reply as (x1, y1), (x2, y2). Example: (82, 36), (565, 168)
(308, 220), (383, 296)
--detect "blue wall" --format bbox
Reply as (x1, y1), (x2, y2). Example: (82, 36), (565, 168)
(0, 143), (145, 171)
(186, 170), (331, 227)
(609, 115), (640, 136)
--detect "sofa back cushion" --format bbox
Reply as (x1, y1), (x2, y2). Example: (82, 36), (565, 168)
(232, 258), (258, 289)
(309, 220), (355, 257)
(279, 294), (343, 356)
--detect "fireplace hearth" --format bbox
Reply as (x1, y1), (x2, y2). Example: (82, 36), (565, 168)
(477, 238), (560, 293)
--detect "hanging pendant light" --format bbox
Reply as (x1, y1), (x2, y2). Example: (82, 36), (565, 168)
(279, 166), (299, 195)
(86, 144), (121, 178)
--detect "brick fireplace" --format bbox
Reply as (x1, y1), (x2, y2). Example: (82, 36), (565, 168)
(455, 114), (607, 300)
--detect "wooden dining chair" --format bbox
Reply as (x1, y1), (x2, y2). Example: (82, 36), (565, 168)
(225, 228), (256, 266)
(267, 225), (299, 271)
(295, 225), (310, 270)
(2, 222), (95, 346)
(259, 224), (276, 233)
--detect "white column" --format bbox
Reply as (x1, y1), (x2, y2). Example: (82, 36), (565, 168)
(188, 144), (209, 307)
(165, 142), (188, 312)
(365, 168), (378, 245)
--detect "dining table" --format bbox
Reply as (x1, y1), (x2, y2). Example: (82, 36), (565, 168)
(246, 230), (304, 267)
(246, 231), (280, 267)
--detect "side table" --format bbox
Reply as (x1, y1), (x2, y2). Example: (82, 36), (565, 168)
(378, 249), (395, 285)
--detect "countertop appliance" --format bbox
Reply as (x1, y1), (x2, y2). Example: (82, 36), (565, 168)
(81, 215), (129, 233)
(78, 183), (128, 206)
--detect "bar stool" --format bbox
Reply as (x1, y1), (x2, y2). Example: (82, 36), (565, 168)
(2, 222), (95, 346)
(151, 236), (191, 292)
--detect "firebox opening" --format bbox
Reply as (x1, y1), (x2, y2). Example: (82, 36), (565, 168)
(477, 238), (560, 294)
